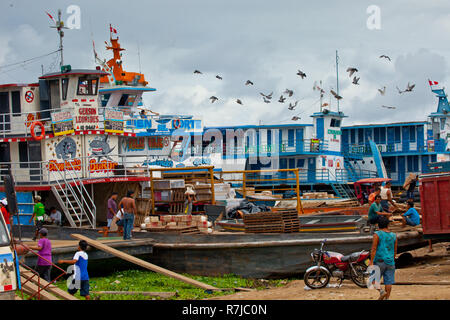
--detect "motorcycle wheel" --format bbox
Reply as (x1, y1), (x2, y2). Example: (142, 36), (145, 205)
(350, 262), (369, 288)
(304, 268), (330, 289)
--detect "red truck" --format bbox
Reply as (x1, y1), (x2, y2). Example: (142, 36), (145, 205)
(419, 172), (450, 240)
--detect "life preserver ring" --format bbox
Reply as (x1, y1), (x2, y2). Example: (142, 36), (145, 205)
(173, 119), (181, 129)
(30, 121), (45, 141)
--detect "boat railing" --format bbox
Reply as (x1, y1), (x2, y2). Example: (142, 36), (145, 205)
(342, 139), (443, 156)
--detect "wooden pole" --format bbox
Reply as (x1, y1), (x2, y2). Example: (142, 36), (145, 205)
(70, 234), (218, 291)
(209, 167), (216, 205)
(295, 168), (304, 214)
(150, 170), (155, 215)
(242, 172), (247, 198)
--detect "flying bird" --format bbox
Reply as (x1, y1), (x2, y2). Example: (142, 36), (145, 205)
(278, 95), (286, 103)
(296, 70), (306, 79)
(209, 96), (218, 103)
(193, 70), (202, 74)
(236, 99), (243, 105)
(352, 76), (360, 85)
(216, 75), (223, 80)
(284, 89), (294, 97)
(346, 67), (358, 77)
(396, 86), (404, 94)
(291, 116), (300, 121)
(245, 80), (254, 86)
(330, 89), (343, 100)
(263, 97), (271, 103)
(381, 105), (396, 109)
(260, 92), (273, 99)
(288, 101), (298, 110)
(379, 55), (391, 61)
(404, 82), (415, 92)
(378, 86), (386, 95)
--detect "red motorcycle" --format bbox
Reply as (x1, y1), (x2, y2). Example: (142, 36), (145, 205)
(304, 239), (370, 289)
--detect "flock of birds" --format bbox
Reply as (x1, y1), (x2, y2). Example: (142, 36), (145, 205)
(193, 54), (416, 121)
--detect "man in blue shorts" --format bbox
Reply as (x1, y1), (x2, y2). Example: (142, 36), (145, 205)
(58, 240), (90, 300)
(369, 216), (397, 300)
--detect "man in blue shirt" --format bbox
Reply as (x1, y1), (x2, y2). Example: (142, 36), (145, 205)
(402, 201), (420, 226)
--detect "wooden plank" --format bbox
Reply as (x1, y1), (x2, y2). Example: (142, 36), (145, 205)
(389, 281), (450, 286)
(20, 277), (60, 300)
(70, 234), (218, 291)
(93, 291), (176, 298)
(20, 267), (78, 300)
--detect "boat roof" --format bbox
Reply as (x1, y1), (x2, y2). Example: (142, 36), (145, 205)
(0, 83), (39, 89)
(99, 86), (156, 93)
(355, 177), (392, 184)
(343, 121), (427, 129)
(39, 69), (109, 80)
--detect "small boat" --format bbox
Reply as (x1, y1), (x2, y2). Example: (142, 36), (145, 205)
(216, 215), (366, 233)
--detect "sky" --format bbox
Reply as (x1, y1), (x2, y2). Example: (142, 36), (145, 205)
(0, 0), (449, 127)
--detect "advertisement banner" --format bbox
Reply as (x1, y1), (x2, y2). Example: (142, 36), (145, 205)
(104, 109), (124, 134)
(51, 111), (74, 136)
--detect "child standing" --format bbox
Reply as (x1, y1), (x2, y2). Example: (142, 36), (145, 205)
(58, 240), (90, 300)
(369, 216), (397, 300)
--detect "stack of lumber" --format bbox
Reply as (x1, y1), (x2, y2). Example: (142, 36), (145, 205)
(243, 210), (300, 233)
(301, 192), (335, 199)
(194, 182), (213, 202)
(140, 215), (213, 234)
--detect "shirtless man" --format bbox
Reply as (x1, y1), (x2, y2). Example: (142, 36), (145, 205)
(118, 190), (136, 240)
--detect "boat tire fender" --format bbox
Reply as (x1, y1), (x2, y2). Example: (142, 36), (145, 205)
(30, 121), (45, 141)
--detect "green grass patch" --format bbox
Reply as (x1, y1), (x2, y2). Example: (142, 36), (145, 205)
(53, 270), (292, 300)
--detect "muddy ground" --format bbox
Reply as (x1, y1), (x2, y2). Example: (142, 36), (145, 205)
(209, 242), (450, 300)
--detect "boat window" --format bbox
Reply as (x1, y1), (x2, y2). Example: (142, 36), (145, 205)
(101, 94), (111, 107)
(330, 119), (341, 127)
(61, 78), (69, 100)
(118, 94), (137, 107)
(350, 129), (356, 144)
(440, 118), (446, 131)
(49, 79), (61, 109)
(297, 158), (305, 167)
(19, 141), (29, 169)
(11, 91), (21, 116)
(379, 127), (386, 144)
(409, 126), (416, 142)
(77, 77), (99, 96)
(394, 127), (401, 143)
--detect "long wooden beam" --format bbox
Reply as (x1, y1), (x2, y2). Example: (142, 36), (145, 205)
(93, 291), (176, 298)
(70, 234), (218, 291)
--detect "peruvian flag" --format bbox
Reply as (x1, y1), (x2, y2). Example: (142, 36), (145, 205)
(110, 24), (118, 34)
(45, 11), (56, 23)
(428, 79), (439, 86)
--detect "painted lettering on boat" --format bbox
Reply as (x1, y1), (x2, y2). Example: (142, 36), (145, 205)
(48, 159), (82, 171)
(89, 159), (118, 173)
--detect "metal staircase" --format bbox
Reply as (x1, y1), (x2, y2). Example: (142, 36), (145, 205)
(51, 163), (96, 228)
(344, 158), (358, 182)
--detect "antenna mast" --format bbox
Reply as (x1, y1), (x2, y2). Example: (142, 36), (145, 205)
(50, 9), (69, 67)
(336, 50), (340, 113)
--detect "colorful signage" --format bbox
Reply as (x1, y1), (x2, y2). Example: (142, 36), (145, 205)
(75, 106), (99, 130)
(104, 109), (124, 134)
(51, 111), (74, 136)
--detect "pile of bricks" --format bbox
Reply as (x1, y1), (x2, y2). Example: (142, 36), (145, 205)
(140, 215), (213, 234)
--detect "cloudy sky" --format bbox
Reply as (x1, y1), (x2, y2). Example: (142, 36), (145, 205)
(1, 0), (449, 127)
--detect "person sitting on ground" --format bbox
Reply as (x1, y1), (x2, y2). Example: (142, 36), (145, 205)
(380, 182), (398, 213)
(29, 195), (46, 241)
(401, 201), (420, 227)
(368, 187), (381, 205)
(368, 195), (392, 226)
(28, 228), (52, 282)
(58, 240), (90, 300)
(369, 216), (397, 300)
(49, 207), (62, 226)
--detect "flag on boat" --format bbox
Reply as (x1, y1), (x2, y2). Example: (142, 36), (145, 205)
(428, 79), (439, 86)
(45, 11), (56, 23)
(110, 24), (118, 34)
